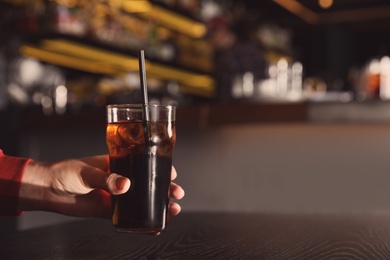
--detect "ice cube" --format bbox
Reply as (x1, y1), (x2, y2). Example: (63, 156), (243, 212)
(106, 123), (130, 156)
(117, 122), (144, 147)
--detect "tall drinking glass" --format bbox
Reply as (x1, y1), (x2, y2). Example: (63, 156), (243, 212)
(106, 104), (176, 233)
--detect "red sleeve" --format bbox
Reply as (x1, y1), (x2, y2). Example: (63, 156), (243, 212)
(0, 150), (33, 216)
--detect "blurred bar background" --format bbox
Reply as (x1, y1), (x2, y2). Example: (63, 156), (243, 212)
(1, 0), (390, 232)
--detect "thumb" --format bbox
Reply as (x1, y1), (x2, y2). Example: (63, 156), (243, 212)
(106, 173), (131, 195)
(80, 166), (130, 195)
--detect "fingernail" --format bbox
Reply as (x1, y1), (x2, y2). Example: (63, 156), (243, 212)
(115, 176), (130, 191)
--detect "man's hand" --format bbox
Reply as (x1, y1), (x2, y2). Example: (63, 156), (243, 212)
(19, 155), (184, 219)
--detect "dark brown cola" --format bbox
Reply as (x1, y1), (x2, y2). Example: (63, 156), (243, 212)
(106, 120), (175, 233)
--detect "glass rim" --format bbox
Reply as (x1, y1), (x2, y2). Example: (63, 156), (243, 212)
(106, 104), (176, 109)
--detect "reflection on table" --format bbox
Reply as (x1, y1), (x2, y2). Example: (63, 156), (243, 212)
(1, 212), (390, 259)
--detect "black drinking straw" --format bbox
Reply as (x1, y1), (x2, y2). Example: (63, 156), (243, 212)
(138, 50), (150, 140)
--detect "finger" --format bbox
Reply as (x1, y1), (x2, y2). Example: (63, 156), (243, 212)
(106, 173), (130, 195)
(75, 189), (112, 219)
(50, 189), (112, 219)
(169, 202), (181, 216)
(171, 166), (177, 181)
(80, 167), (130, 195)
(80, 155), (109, 172)
(79, 166), (109, 191)
(170, 182), (185, 200)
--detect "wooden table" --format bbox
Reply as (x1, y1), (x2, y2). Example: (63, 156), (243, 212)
(1, 212), (390, 259)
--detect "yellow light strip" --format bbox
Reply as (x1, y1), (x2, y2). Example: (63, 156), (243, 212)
(20, 39), (215, 96)
(179, 85), (215, 97)
(115, 0), (152, 13)
(7, 0), (206, 38)
(273, 0), (390, 25)
(273, 0), (319, 25)
(120, 1), (206, 38)
(320, 6), (390, 24)
(38, 39), (214, 89)
(1, 0), (42, 5)
(20, 45), (121, 75)
(40, 39), (140, 71)
(147, 63), (214, 89)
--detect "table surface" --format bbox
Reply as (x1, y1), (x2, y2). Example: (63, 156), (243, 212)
(2, 212), (390, 259)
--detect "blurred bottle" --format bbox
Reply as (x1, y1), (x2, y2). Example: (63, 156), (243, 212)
(367, 58), (381, 99)
(0, 49), (7, 110)
(355, 57), (387, 101)
(379, 56), (390, 100)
